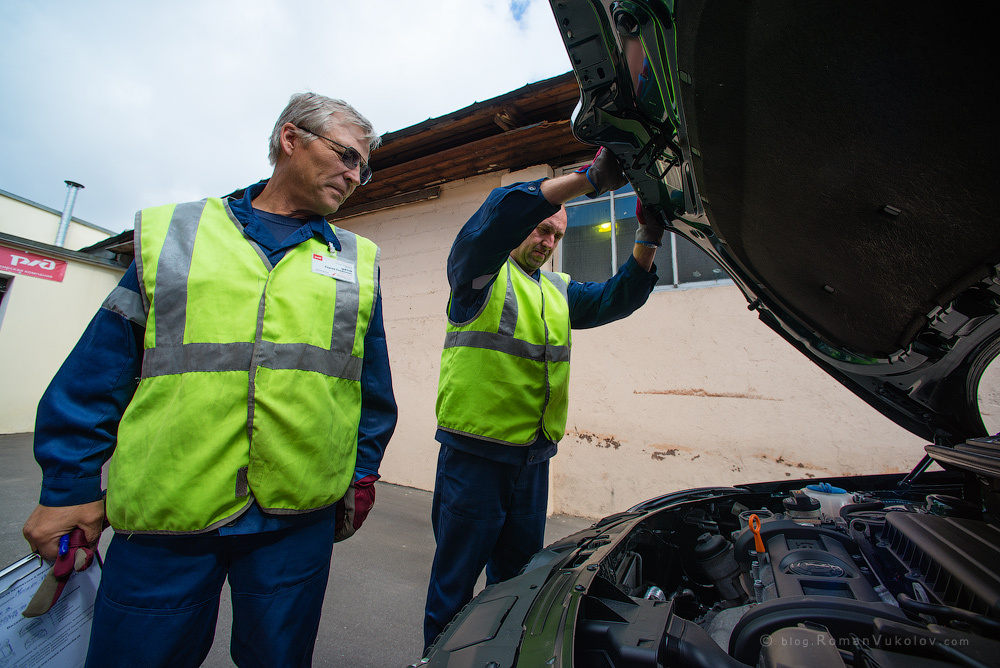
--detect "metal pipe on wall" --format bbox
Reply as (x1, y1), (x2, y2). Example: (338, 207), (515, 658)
(54, 180), (85, 247)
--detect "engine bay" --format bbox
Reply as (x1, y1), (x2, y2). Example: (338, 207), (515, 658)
(574, 463), (1000, 667)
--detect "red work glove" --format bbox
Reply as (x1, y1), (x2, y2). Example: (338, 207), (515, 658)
(22, 527), (97, 618)
(335, 474), (377, 542)
(635, 200), (666, 247)
(575, 147), (628, 198)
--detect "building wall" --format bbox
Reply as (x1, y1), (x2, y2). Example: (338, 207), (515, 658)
(555, 287), (926, 518)
(0, 192), (110, 250)
(0, 190), (120, 434)
(340, 165), (928, 520)
(0, 259), (124, 433)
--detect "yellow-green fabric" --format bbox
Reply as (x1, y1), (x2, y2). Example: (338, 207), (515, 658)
(436, 258), (571, 446)
(108, 198), (379, 533)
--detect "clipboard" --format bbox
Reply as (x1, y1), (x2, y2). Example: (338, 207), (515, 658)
(0, 552), (102, 668)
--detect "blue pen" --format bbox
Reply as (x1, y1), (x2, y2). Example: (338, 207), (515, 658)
(58, 534), (69, 557)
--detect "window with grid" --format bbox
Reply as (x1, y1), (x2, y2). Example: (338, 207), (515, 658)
(560, 181), (730, 289)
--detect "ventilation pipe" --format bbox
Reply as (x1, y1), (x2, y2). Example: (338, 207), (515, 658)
(54, 180), (85, 247)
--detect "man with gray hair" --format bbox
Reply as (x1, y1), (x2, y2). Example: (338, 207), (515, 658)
(21, 92), (397, 667)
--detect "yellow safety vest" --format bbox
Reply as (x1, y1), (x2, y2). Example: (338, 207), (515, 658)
(107, 197), (380, 533)
(436, 258), (571, 446)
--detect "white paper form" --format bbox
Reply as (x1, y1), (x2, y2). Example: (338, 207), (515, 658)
(0, 553), (101, 668)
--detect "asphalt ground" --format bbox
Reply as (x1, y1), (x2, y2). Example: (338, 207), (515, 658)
(1, 432), (593, 667)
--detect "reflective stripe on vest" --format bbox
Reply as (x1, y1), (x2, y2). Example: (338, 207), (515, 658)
(108, 197), (379, 533)
(436, 258), (571, 446)
(101, 285), (147, 327)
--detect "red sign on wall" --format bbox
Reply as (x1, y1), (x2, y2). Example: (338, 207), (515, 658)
(0, 244), (68, 282)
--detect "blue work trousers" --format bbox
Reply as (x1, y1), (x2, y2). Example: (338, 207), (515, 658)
(423, 445), (548, 651)
(85, 512), (336, 668)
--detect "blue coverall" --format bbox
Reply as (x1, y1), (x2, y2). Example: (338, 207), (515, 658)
(423, 179), (658, 649)
(33, 181), (397, 668)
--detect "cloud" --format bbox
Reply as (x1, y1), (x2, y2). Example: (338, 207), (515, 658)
(0, 0), (571, 233)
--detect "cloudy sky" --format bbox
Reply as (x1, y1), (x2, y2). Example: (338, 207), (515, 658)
(0, 0), (573, 234)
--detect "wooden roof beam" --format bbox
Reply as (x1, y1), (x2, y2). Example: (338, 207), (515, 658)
(493, 105), (526, 132)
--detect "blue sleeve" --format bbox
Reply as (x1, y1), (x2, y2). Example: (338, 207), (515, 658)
(568, 255), (659, 329)
(34, 264), (144, 506)
(353, 286), (398, 480)
(447, 180), (560, 321)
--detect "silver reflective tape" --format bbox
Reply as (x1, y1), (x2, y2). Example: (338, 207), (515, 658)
(541, 270), (569, 301)
(437, 425), (536, 447)
(538, 278), (552, 423)
(258, 342), (363, 381)
(258, 502), (336, 516)
(154, 200), (208, 345)
(470, 273), (496, 291)
(248, 292), (267, 446)
(367, 247), (380, 325)
(235, 467), (249, 498)
(142, 342), (254, 377)
(498, 262), (518, 337)
(329, 231), (360, 353)
(102, 286), (147, 327)
(442, 330), (570, 363)
(133, 209), (150, 315)
(141, 341), (362, 380)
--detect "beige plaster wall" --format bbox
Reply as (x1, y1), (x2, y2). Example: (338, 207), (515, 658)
(338, 167), (930, 520)
(554, 286), (926, 518)
(0, 260), (124, 433)
(0, 194), (111, 250)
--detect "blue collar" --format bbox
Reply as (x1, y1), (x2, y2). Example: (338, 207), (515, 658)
(229, 180), (342, 254)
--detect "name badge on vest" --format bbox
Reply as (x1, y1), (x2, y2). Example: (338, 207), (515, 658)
(312, 252), (356, 283)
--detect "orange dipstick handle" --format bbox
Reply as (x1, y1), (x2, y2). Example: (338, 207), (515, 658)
(749, 513), (765, 554)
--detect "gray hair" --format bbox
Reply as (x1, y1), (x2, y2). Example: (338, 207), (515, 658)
(267, 92), (381, 165)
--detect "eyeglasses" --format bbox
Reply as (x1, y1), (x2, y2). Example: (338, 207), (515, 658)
(296, 125), (372, 185)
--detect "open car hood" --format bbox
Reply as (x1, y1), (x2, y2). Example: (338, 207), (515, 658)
(551, 0), (1000, 447)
